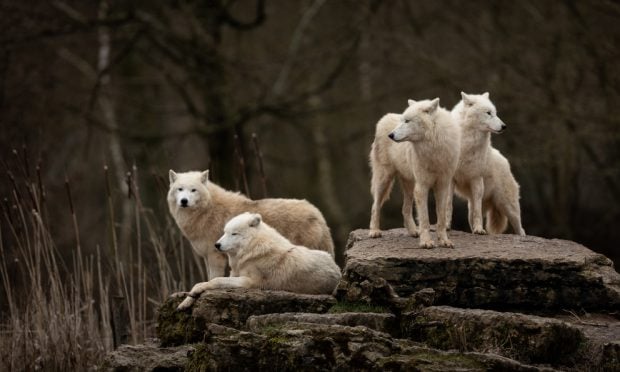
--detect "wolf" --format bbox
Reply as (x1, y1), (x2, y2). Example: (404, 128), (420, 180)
(168, 170), (334, 279)
(368, 113), (419, 239)
(448, 92), (525, 235)
(176, 212), (342, 310)
(371, 98), (460, 248)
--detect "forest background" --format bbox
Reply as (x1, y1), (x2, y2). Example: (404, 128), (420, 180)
(0, 1), (618, 369)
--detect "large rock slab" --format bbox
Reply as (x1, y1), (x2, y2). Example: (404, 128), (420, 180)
(157, 289), (336, 346)
(404, 306), (584, 366)
(102, 340), (193, 371)
(337, 229), (620, 312)
(184, 322), (555, 371)
(246, 312), (398, 335)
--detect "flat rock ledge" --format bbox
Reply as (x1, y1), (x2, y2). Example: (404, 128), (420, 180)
(157, 289), (336, 346)
(103, 229), (620, 371)
(336, 228), (620, 312)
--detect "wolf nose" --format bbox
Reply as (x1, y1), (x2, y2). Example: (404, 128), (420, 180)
(180, 198), (188, 207)
(214, 242), (221, 250)
(388, 133), (395, 140)
(500, 123), (507, 131)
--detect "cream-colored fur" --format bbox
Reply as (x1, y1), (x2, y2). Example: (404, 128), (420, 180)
(168, 170), (334, 280)
(368, 113), (418, 239)
(448, 92), (525, 236)
(177, 212), (341, 310)
(369, 98), (460, 248)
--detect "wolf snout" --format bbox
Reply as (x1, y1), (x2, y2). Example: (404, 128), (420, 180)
(180, 198), (188, 207)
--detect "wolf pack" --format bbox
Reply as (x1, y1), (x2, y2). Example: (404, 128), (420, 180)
(169, 92), (524, 310)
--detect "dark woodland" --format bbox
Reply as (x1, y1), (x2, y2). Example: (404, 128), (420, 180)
(0, 1), (619, 369)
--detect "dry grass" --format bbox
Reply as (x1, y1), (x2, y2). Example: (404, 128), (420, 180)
(0, 156), (203, 370)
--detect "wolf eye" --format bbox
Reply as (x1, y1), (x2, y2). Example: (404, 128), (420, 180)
(404, 119), (410, 124)
(178, 187), (183, 191)
(231, 233), (239, 236)
(487, 111), (492, 116)
(191, 189), (196, 192)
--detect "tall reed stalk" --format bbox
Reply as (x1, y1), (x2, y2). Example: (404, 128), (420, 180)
(0, 153), (200, 370)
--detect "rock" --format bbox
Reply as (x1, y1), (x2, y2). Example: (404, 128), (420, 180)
(338, 228), (620, 312)
(157, 289), (336, 346)
(185, 322), (555, 371)
(557, 313), (620, 371)
(403, 306), (585, 366)
(102, 339), (193, 371)
(246, 312), (398, 335)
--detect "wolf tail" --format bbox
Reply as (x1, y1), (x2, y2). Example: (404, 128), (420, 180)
(486, 204), (508, 234)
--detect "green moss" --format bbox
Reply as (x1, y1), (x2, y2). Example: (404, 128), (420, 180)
(328, 301), (389, 314)
(378, 349), (486, 371)
(156, 299), (205, 347)
(184, 343), (213, 372)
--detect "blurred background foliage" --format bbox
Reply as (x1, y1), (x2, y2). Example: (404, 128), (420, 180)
(1, 0), (619, 267)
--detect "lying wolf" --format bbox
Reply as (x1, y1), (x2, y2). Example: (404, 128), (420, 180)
(168, 170), (334, 279)
(176, 212), (342, 310)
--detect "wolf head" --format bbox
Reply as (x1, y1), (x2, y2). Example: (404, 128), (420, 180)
(167, 170), (211, 211)
(215, 212), (262, 253)
(389, 98), (440, 142)
(460, 92), (506, 133)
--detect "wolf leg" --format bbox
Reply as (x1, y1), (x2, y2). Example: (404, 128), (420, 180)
(177, 276), (255, 310)
(414, 183), (434, 248)
(435, 180), (454, 248)
(206, 250), (229, 280)
(369, 167), (395, 238)
(446, 182), (455, 231)
(399, 176), (418, 237)
(470, 177), (487, 235)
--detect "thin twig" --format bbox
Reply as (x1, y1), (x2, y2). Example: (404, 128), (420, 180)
(233, 134), (250, 197)
(251, 133), (268, 198)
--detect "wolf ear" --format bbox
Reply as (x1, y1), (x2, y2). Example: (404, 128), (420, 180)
(424, 98), (439, 113)
(407, 99), (416, 106)
(169, 170), (177, 184)
(200, 170), (209, 185)
(249, 213), (262, 228)
(461, 92), (474, 106)
(482, 92), (489, 98)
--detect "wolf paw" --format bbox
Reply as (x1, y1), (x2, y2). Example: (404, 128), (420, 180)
(368, 230), (382, 238)
(473, 228), (487, 235)
(438, 239), (454, 248)
(419, 240), (435, 249)
(407, 228), (419, 238)
(170, 291), (189, 298)
(176, 296), (196, 311)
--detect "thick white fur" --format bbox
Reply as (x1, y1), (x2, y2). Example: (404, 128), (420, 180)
(369, 98), (460, 248)
(368, 113), (418, 239)
(449, 92), (525, 236)
(177, 212), (342, 310)
(168, 170), (334, 279)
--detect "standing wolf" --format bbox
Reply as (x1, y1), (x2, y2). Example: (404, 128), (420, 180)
(176, 212), (341, 310)
(370, 98), (460, 248)
(448, 92), (525, 235)
(168, 170), (334, 279)
(368, 113), (419, 239)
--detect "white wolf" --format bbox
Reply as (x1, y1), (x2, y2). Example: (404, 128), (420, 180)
(448, 92), (525, 235)
(368, 113), (419, 239)
(370, 98), (460, 248)
(176, 212), (342, 310)
(168, 170), (334, 279)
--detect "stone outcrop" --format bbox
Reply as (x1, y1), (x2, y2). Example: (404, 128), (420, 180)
(157, 289), (336, 346)
(337, 228), (620, 312)
(104, 228), (620, 371)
